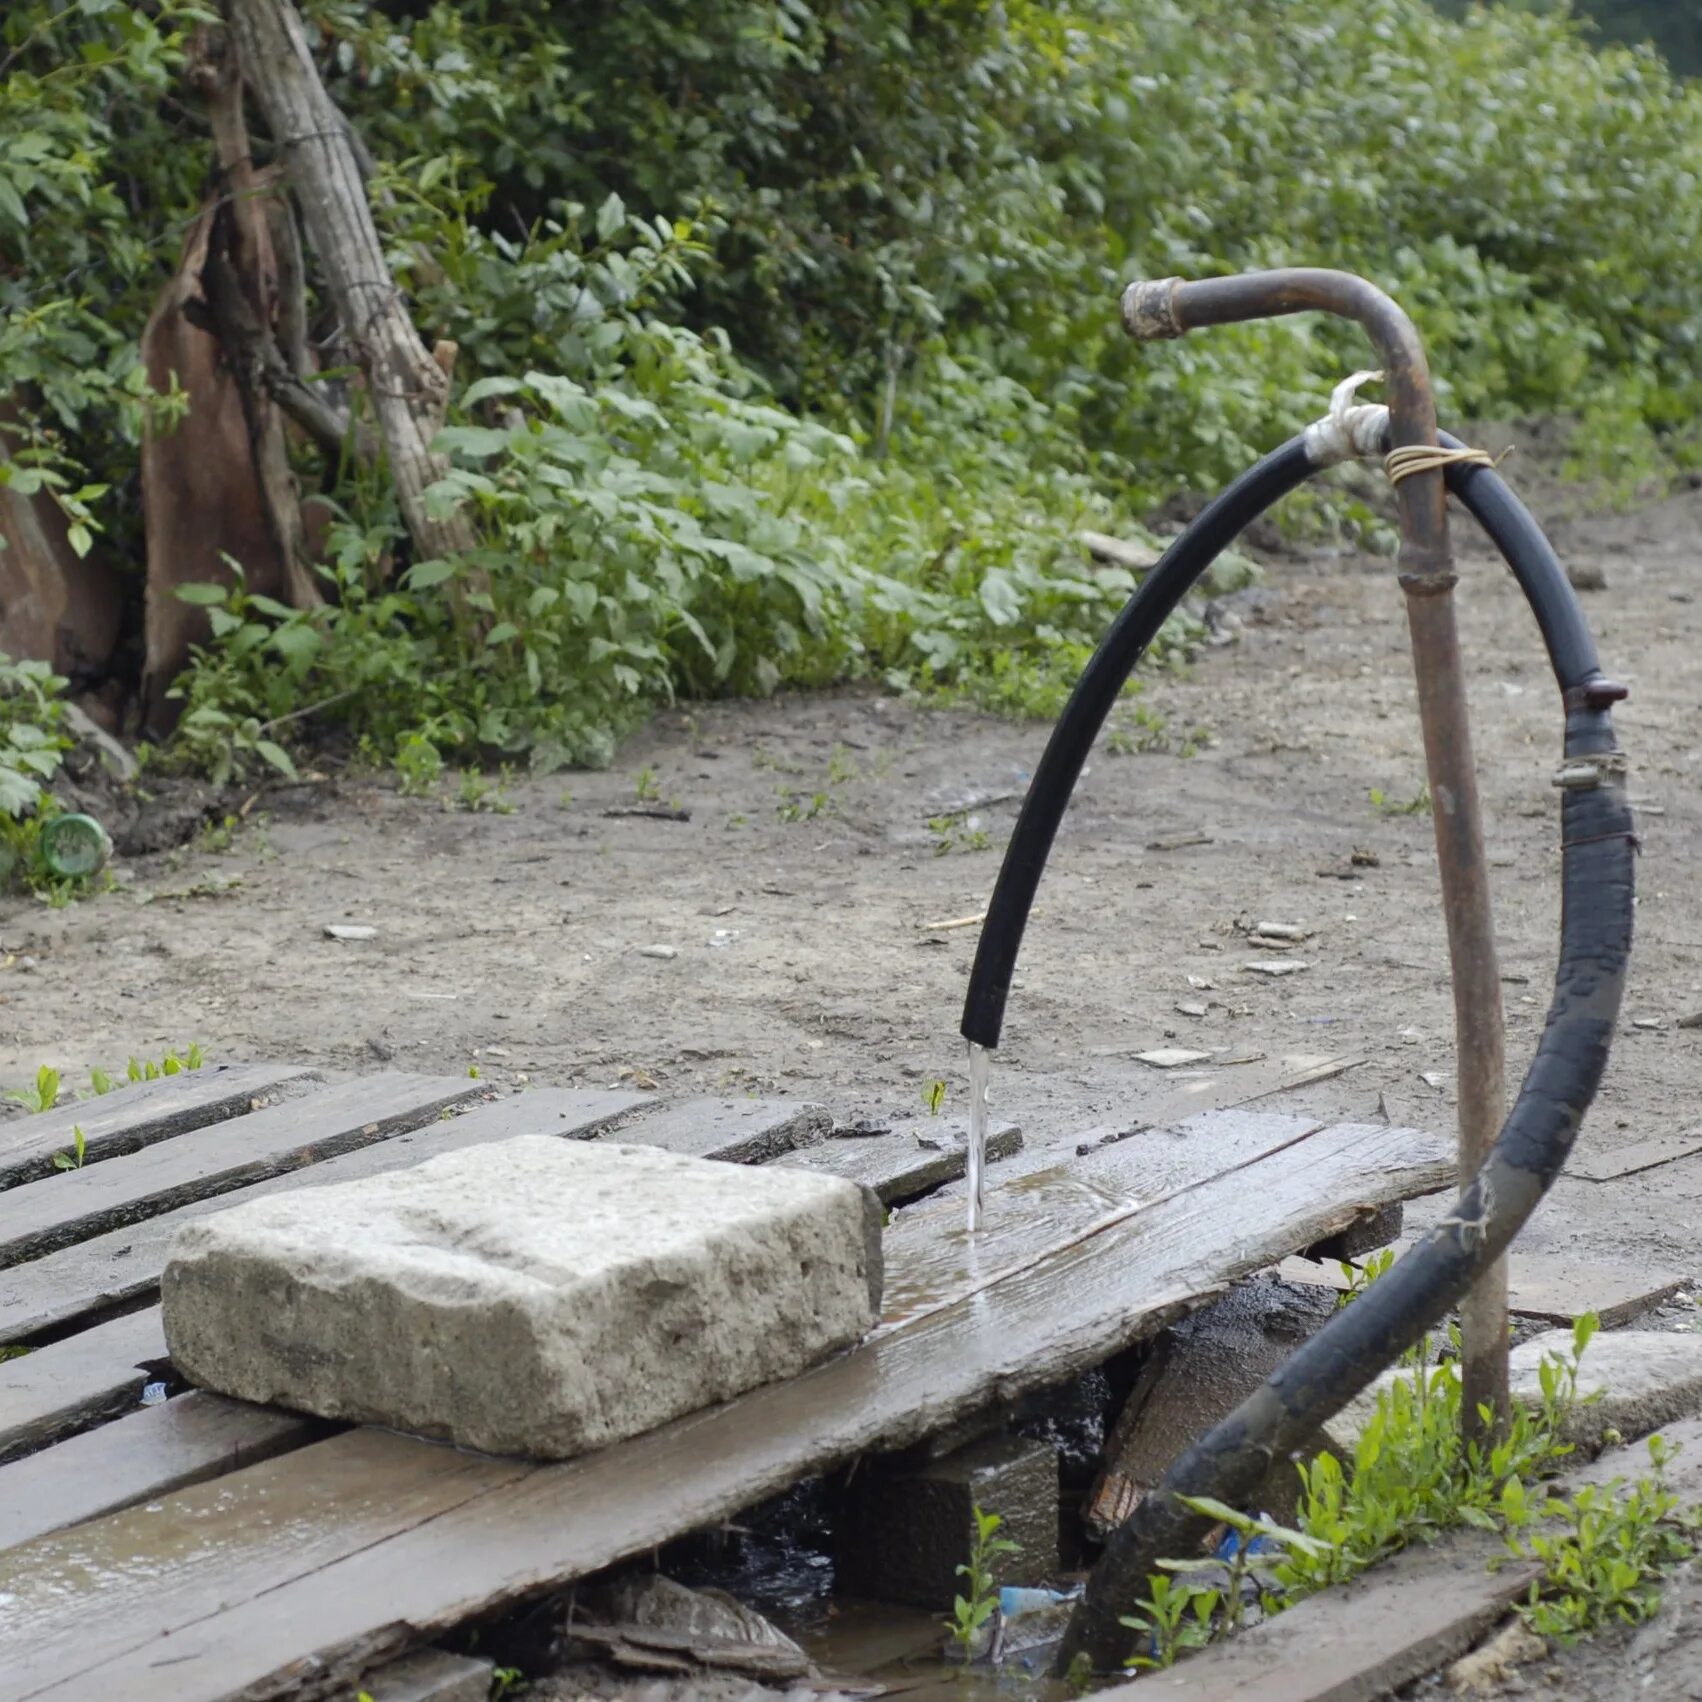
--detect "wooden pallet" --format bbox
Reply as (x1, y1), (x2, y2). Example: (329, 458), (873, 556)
(0, 1062), (1452, 1702)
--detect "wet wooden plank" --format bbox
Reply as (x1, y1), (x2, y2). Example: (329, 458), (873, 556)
(0, 1117), (1452, 1702)
(616, 1097), (831, 1162)
(774, 1118), (1022, 1204)
(0, 1074), (484, 1265)
(0, 1089), (648, 1346)
(0, 1392), (326, 1551)
(1565, 1126), (1702, 1181)
(0, 1065), (324, 1191)
(881, 1111), (1329, 1326)
(0, 1428), (530, 1701)
(0, 1309), (167, 1465)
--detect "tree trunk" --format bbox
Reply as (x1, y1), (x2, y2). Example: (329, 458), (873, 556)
(224, 0), (475, 565)
(194, 26), (324, 615)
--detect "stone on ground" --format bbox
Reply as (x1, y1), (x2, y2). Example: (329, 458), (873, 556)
(162, 1135), (883, 1459)
(1326, 1328), (1702, 1459)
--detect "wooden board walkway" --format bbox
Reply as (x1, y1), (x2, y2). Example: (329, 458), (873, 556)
(0, 1062), (1453, 1701)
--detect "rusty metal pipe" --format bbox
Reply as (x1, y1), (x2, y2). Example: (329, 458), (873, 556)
(1125, 270), (1510, 1437)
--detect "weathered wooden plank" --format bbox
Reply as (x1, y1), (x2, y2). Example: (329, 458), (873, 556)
(0, 1088), (649, 1347)
(1565, 1126), (1702, 1181)
(0, 1309), (167, 1465)
(0, 1074), (486, 1266)
(0, 1118), (1452, 1702)
(1111, 1536), (1540, 1702)
(0, 1065), (324, 1191)
(616, 1097), (831, 1162)
(1279, 1250), (1688, 1330)
(0, 1391), (326, 1552)
(774, 1118), (1022, 1204)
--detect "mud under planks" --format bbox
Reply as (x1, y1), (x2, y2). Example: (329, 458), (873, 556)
(0, 1073), (484, 1265)
(0, 1088), (650, 1346)
(0, 1065), (323, 1191)
(0, 1308), (168, 1464)
(0, 1115), (1453, 1702)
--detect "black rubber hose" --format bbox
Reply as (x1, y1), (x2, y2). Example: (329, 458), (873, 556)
(961, 432), (1613, 1051)
(1044, 460), (1634, 1673)
(960, 433), (1316, 1051)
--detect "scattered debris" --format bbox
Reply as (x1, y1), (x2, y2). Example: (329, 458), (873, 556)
(1135, 1047), (1214, 1069)
(603, 805), (692, 822)
(1679, 1010), (1702, 1030)
(564, 1574), (815, 1683)
(1242, 959), (1310, 977)
(1079, 528), (1160, 572)
(1146, 832), (1213, 851)
(921, 912), (987, 931)
(1631, 1016), (1666, 1031)
(637, 945), (679, 960)
(1446, 1618), (1548, 1695)
(1251, 921), (1309, 942)
(1186, 974), (1216, 991)
(1175, 1001), (1209, 1018)
(1420, 1071), (1447, 1090)
(1566, 560), (1608, 592)
(1351, 847), (1380, 867)
(323, 923), (376, 942)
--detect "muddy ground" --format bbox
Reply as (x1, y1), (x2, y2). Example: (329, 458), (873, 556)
(3, 466), (1701, 1697)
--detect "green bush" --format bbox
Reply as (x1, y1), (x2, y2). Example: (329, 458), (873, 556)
(8, 0), (1702, 775)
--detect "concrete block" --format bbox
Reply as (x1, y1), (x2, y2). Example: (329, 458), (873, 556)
(361, 1649), (493, 1702)
(1326, 1328), (1702, 1461)
(162, 1136), (882, 1460)
(834, 1432), (1059, 1608)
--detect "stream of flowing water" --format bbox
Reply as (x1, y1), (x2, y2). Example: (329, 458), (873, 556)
(967, 1039), (991, 1232)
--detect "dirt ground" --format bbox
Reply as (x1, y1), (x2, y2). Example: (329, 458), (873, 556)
(4, 469), (1701, 1698)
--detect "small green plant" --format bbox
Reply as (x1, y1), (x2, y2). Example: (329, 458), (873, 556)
(926, 811), (992, 856)
(52, 1124), (86, 1171)
(491, 1667), (526, 1699)
(126, 1044), (205, 1083)
(776, 786), (830, 823)
(7, 1064), (61, 1113)
(1120, 1569), (1221, 1670)
(1334, 1246), (1398, 1308)
(396, 732), (445, 797)
(198, 814), (238, 853)
(455, 768), (514, 814)
(1369, 783), (1433, 818)
(946, 1505), (1020, 1658)
(1506, 1434), (1698, 1644)
(925, 1079), (947, 1115)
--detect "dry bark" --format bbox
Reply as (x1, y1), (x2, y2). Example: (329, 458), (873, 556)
(225, 0), (475, 565)
(0, 410), (121, 682)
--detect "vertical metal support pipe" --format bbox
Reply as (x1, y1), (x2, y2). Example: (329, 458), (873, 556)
(1123, 270), (1510, 1438)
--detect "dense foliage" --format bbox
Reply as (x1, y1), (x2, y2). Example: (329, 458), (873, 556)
(5, 0), (1702, 777)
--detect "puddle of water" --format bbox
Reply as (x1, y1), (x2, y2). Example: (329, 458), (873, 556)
(967, 1039), (991, 1233)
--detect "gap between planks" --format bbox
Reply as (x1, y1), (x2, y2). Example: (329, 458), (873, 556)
(0, 1114), (1453, 1702)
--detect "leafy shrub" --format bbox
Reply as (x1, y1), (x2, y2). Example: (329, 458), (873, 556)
(10, 0), (1702, 774)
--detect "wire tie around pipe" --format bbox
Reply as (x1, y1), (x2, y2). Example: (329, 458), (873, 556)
(1385, 442), (1512, 485)
(1553, 751), (1630, 792)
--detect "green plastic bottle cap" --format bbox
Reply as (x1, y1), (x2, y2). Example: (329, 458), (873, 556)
(40, 813), (112, 879)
